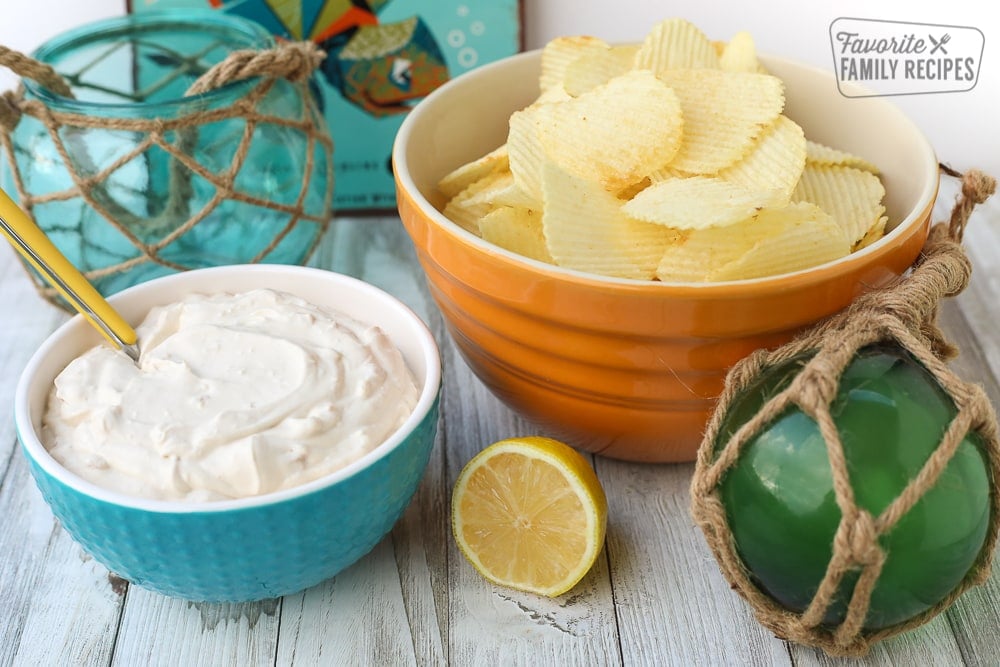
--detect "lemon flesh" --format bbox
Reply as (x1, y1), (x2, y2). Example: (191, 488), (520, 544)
(451, 436), (608, 597)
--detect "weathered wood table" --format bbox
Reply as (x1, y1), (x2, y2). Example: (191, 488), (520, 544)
(1, 177), (997, 665)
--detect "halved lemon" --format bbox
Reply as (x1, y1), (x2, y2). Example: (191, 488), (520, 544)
(451, 436), (608, 597)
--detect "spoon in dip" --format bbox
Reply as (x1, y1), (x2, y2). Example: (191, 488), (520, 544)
(0, 188), (140, 362)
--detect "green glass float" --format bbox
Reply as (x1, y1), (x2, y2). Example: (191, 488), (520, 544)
(691, 176), (1000, 658)
(717, 344), (991, 630)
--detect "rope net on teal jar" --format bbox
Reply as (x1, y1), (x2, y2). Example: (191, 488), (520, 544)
(690, 168), (999, 657)
(0, 40), (334, 307)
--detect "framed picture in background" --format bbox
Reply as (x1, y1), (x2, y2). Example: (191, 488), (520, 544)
(128, 0), (524, 212)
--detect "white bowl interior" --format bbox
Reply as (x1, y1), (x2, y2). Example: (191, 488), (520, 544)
(15, 265), (441, 511)
(396, 49), (937, 250)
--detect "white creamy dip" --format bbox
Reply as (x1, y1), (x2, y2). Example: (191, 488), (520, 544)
(42, 289), (420, 502)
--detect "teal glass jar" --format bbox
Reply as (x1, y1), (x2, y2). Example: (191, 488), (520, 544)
(3, 10), (332, 298)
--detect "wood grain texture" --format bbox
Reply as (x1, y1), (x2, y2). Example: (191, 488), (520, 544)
(326, 216), (452, 664)
(1, 205), (999, 665)
(0, 454), (122, 667)
(276, 539), (421, 666)
(598, 459), (792, 667)
(937, 298), (1000, 667)
(791, 620), (963, 667)
(0, 250), (65, 479)
(111, 592), (279, 666)
(441, 345), (621, 666)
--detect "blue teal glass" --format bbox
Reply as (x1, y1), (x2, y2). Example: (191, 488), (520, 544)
(4, 11), (331, 297)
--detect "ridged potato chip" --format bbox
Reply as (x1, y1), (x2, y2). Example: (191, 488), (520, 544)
(487, 180), (542, 209)
(479, 206), (553, 264)
(634, 18), (719, 73)
(710, 203), (850, 280)
(792, 164), (886, 245)
(854, 215), (888, 251)
(659, 69), (785, 174)
(617, 177), (651, 199)
(564, 45), (640, 97)
(437, 18), (889, 283)
(648, 166), (688, 183)
(719, 115), (806, 206)
(622, 175), (771, 230)
(460, 170), (517, 207)
(540, 35), (610, 92)
(535, 86), (573, 105)
(438, 145), (509, 200)
(805, 140), (880, 174)
(543, 164), (679, 279)
(535, 70), (684, 192)
(655, 202), (849, 281)
(507, 106), (547, 202)
(654, 217), (760, 282)
(442, 170), (510, 234)
(719, 31), (759, 73)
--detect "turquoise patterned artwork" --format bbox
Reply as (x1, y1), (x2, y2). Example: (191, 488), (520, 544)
(132, 0), (522, 210)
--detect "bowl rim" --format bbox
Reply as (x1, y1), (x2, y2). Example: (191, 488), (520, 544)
(392, 49), (939, 298)
(14, 264), (442, 514)
(25, 10), (274, 114)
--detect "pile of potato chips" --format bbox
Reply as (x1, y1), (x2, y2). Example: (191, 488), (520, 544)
(437, 18), (887, 282)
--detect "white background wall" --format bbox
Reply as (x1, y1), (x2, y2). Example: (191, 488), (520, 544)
(1, 0), (997, 174)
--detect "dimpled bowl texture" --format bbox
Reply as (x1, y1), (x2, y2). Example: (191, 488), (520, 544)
(15, 265), (441, 602)
(393, 49), (938, 463)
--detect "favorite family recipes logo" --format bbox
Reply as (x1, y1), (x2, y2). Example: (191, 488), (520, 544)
(829, 18), (984, 97)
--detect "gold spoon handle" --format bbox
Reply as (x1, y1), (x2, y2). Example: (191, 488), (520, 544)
(0, 188), (139, 361)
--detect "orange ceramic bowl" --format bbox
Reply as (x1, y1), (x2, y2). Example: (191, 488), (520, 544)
(393, 50), (938, 463)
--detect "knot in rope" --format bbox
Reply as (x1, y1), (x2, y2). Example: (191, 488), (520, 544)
(185, 41), (326, 96)
(835, 510), (884, 568)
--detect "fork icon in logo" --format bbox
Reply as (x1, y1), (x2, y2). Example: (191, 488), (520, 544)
(929, 33), (951, 54)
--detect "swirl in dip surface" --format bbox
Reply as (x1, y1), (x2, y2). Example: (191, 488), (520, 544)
(42, 289), (420, 502)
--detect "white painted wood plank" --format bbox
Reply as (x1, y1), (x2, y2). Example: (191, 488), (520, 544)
(954, 206), (1000, 380)
(387, 396), (450, 666)
(937, 299), (1000, 666)
(322, 216), (439, 326)
(596, 459), (792, 666)
(338, 216), (452, 663)
(367, 218), (458, 664)
(111, 591), (280, 667)
(946, 568), (1000, 667)
(274, 442), (450, 665)
(791, 619), (964, 667)
(441, 347), (621, 665)
(0, 248), (66, 477)
(276, 217), (448, 665)
(1, 188), (997, 666)
(319, 217), (620, 664)
(0, 453), (122, 666)
(276, 538), (421, 665)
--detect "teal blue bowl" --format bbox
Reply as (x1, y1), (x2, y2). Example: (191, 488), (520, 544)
(15, 265), (441, 602)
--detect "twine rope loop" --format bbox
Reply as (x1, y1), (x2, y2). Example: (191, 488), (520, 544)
(186, 41), (327, 95)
